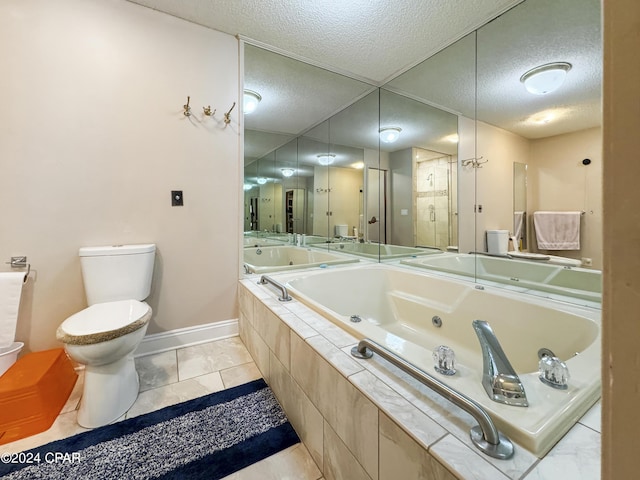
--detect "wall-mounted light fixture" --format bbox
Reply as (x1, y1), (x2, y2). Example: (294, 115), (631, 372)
(379, 127), (402, 143)
(520, 62), (572, 95)
(317, 154), (336, 166)
(281, 168), (295, 177)
(256, 177), (268, 185)
(243, 90), (262, 114)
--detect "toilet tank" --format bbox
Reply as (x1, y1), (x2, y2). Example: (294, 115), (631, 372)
(79, 244), (156, 305)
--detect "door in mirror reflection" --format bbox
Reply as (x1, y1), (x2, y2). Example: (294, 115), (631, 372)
(366, 167), (386, 245)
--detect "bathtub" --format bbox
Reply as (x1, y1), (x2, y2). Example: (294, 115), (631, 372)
(401, 253), (602, 303)
(243, 237), (285, 248)
(312, 242), (442, 260)
(278, 264), (600, 456)
(243, 245), (359, 274)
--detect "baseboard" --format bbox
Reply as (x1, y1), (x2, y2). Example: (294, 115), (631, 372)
(134, 319), (239, 358)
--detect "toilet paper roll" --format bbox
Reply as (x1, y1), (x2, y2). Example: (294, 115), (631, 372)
(0, 272), (24, 349)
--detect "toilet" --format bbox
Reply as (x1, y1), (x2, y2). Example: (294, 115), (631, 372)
(56, 244), (155, 428)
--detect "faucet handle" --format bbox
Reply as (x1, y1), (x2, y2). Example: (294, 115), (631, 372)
(433, 345), (456, 376)
(538, 355), (570, 389)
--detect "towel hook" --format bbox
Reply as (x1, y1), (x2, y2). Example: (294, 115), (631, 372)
(224, 102), (236, 125)
(203, 105), (216, 117)
(183, 96), (192, 117)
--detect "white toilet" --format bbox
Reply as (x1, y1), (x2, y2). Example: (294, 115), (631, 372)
(56, 244), (156, 428)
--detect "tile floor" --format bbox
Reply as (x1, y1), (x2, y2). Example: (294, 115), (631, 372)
(1, 336), (323, 480)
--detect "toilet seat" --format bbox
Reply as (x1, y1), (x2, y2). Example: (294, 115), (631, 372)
(57, 300), (151, 346)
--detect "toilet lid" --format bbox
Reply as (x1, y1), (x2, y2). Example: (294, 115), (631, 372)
(57, 300), (151, 345)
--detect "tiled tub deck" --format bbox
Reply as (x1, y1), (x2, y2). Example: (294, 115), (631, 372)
(238, 277), (601, 480)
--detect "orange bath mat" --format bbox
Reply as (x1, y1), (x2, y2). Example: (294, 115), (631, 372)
(0, 348), (78, 445)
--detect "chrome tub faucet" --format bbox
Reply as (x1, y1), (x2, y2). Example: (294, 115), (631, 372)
(472, 320), (529, 407)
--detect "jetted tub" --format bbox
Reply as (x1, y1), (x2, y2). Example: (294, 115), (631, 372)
(312, 242), (442, 260)
(401, 253), (602, 303)
(279, 264), (600, 456)
(243, 245), (359, 274)
(243, 237), (285, 248)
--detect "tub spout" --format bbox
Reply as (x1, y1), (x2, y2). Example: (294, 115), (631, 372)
(472, 320), (528, 407)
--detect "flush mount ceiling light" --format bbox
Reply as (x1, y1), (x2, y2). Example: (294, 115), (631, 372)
(520, 62), (572, 95)
(243, 90), (262, 114)
(317, 154), (336, 166)
(379, 127), (402, 144)
(280, 168), (295, 177)
(243, 183), (254, 191)
(256, 177), (268, 185)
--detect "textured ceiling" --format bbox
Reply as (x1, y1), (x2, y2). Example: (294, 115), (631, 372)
(126, 0), (521, 84)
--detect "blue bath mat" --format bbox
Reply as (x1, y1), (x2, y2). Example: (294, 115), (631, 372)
(0, 379), (299, 479)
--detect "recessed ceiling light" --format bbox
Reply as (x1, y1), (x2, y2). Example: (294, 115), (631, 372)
(520, 62), (572, 95)
(379, 127), (402, 143)
(243, 90), (262, 114)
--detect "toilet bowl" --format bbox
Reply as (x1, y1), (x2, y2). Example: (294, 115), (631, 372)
(57, 244), (156, 428)
(58, 300), (151, 428)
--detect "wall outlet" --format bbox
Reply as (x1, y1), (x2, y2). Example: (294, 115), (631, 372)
(581, 257), (592, 267)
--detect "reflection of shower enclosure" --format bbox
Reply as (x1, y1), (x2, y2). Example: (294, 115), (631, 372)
(415, 151), (457, 250)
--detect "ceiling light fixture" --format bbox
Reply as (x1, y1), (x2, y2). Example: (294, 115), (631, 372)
(520, 62), (572, 95)
(379, 127), (402, 144)
(281, 168), (295, 177)
(243, 90), (262, 114)
(317, 154), (336, 166)
(243, 183), (254, 191)
(256, 177), (268, 185)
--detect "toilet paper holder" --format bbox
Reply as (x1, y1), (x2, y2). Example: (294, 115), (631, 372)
(5, 256), (30, 283)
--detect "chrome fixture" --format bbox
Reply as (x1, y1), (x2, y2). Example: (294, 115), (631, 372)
(433, 345), (456, 376)
(472, 320), (528, 407)
(258, 275), (292, 302)
(349, 315), (362, 323)
(351, 338), (514, 459)
(538, 354), (570, 390)
(6, 256), (30, 283)
(431, 315), (443, 328)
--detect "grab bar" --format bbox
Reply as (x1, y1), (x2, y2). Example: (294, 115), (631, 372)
(351, 338), (514, 460)
(258, 275), (292, 302)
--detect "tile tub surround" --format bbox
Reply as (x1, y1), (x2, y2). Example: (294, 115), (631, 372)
(243, 245), (360, 274)
(239, 277), (601, 480)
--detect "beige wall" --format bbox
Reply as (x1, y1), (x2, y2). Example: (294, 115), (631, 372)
(0, 0), (240, 352)
(529, 128), (602, 268)
(476, 120), (531, 251)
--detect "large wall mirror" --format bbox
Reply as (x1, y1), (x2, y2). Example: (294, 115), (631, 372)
(242, 0), (602, 307)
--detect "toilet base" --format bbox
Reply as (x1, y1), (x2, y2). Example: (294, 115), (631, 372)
(77, 353), (140, 428)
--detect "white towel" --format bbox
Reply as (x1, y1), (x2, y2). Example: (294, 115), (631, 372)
(533, 211), (581, 250)
(0, 272), (24, 348)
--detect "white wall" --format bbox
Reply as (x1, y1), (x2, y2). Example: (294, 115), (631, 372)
(0, 0), (240, 351)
